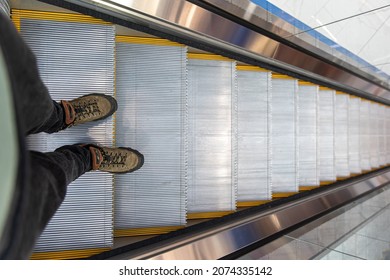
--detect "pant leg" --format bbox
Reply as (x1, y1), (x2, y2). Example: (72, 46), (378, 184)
(0, 12), (66, 135)
(2, 145), (92, 259)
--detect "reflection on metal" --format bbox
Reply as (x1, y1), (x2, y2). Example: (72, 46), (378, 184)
(61, 0), (390, 103)
(201, 0), (390, 87)
(108, 169), (390, 259)
(0, 0), (10, 16)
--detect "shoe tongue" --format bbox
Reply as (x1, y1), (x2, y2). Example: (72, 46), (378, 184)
(89, 146), (103, 170)
(61, 100), (76, 125)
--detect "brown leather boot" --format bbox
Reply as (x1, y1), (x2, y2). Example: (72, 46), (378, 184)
(87, 145), (144, 173)
(61, 94), (117, 128)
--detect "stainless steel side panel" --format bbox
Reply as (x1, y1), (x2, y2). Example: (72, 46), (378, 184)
(110, 169), (390, 259)
(66, 0), (390, 103)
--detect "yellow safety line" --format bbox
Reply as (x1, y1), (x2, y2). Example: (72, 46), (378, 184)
(320, 181), (336, 186)
(299, 186), (320, 191)
(236, 65), (269, 72)
(319, 86), (333, 91)
(114, 226), (184, 237)
(11, 11), (21, 31)
(31, 248), (110, 260)
(337, 176), (350, 180)
(272, 192), (298, 198)
(187, 211), (235, 219)
(237, 201), (271, 207)
(298, 80), (317, 86)
(12, 9), (110, 25)
(272, 73), (295, 80)
(336, 91), (346, 95)
(188, 53), (233, 61)
(116, 35), (184, 47)
(349, 95), (360, 100)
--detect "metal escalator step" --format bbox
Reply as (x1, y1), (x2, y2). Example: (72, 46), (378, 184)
(297, 81), (319, 188)
(370, 102), (381, 169)
(360, 100), (372, 171)
(271, 74), (298, 194)
(115, 36), (187, 235)
(187, 54), (237, 216)
(16, 10), (115, 257)
(387, 107), (390, 165)
(379, 105), (387, 166)
(236, 66), (271, 202)
(349, 97), (361, 174)
(335, 93), (350, 178)
(318, 87), (336, 182)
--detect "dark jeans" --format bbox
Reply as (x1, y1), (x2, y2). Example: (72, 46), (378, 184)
(0, 12), (92, 259)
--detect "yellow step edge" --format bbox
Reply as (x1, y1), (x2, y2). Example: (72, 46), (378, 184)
(299, 186), (320, 191)
(237, 200), (271, 207)
(11, 9), (110, 27)
(272, 73), (295, 80)
(349, 95), (360, 100)
(116, 35), (184, 47)
(188, 53), (233, 61)
(236, 65), (269, 72)
(298, 80), (318, 87)
(320, 181), (336, 186)
(114, 226), (184, 237)
(187, 211), (235, 219)
(31, 248), (110, 260)
(337, 176), (350, 180)
(336, 91), (347, 95)
(272, 192), (298, 198)
(319, 86), (334, 91)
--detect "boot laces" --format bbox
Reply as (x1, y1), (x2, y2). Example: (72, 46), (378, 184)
(101, 150), (128, 167)
(73, 99), (102, 121)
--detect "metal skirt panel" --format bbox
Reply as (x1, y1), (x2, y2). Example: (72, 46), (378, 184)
(318, 88), (336, 182)
(236, 69), (271, 201)
(22, 18), (115, 252)
(334, 93), (350, 178)
(270, 75), (298, 193)
(348, 97), (361, 174)
(297, 84), (319, 187)
(187, 58), (237, 213)
(63, 0), (390, 103)
(124, 170), (390, 260)
(115, 41), (187, 230)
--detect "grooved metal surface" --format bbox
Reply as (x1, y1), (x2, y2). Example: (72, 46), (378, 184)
(115, 40), (187, 230)
(187, 58), (237, 213)
(318, 88), (336, 181)
(297, 83), (319, 187)
(270, 76), (298, 193)
(237, 69), (271, 201)
(387, 107), (390, 164)
(334, 93), (350, 177)
(22, 18), (115, 252)
(379, 105), (387, 166)
(370, 102), (380, 169)
(348, 97), (361, 174)
(360, 100), (371, 171)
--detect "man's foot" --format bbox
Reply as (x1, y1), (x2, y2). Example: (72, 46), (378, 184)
(61, 94), (118, 128)
(86, 144), (144, 173)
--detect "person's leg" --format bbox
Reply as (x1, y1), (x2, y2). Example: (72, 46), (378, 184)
(0, 12), (66, 135)
(3, 145), (92, 259)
